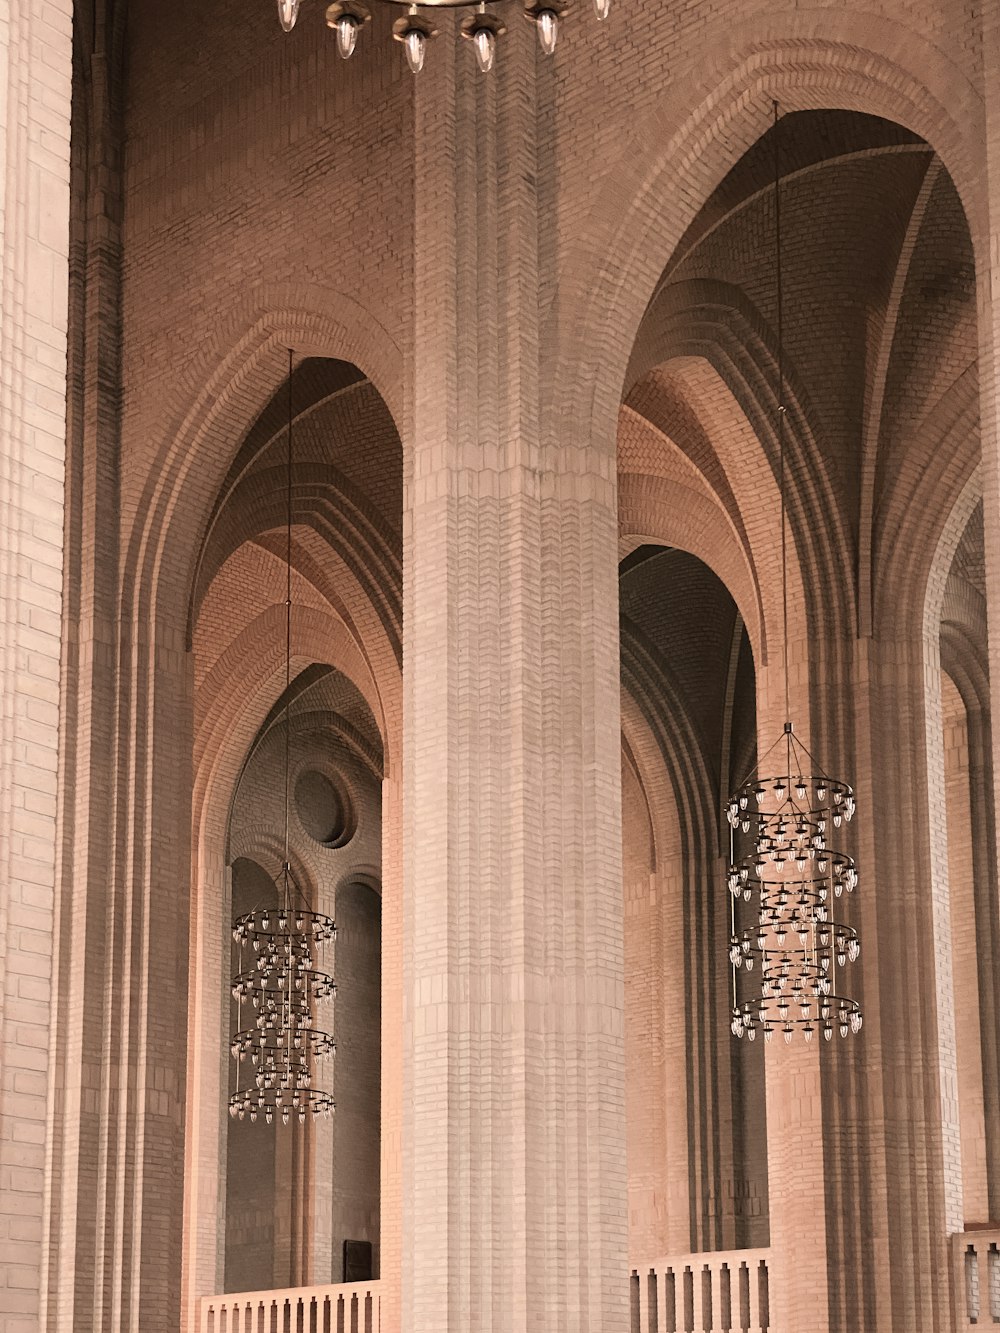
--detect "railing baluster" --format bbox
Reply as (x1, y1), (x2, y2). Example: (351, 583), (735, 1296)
(701, 1264), (713, 1331)
(720, 1263), (731, 1333)
(664, 1267), (677, 1333)
(757, 1259), (769, 1333)
(631, 1271), (641, 1333)
(683, 1265), (695, 1333)
(739, 1262), (750, 1331)
(647, 1269), (658, 1332)
(967, 1244), (981, 1325)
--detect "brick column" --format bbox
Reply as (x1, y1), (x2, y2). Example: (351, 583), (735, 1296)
(752, 657), (830, 1333)
(751, 626), (962, 1333)
(979, 0), (1000, 1098)
(962, 700), (1000, 1217)
(41, 15), (188, 1327)
(0, 0), (72, 1327)
(825, 633), (959, 1333)
(402, 24), (628, 1331)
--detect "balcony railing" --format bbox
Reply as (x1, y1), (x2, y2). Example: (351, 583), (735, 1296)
(630, 1248), (770, 1333)
(954, 1230), (1000, 1329)
(198, 1281), (380, 1333)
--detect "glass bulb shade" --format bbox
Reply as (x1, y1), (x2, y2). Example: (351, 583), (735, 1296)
(277, 0), (300, 30)
(594, 0), (610, 17)
(336, 15), (359, 56)
(536, 9), (558, 53)
(404, 27), (426, 71)
(473, 26), (495, 71)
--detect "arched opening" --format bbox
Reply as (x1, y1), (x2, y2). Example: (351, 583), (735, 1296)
(186, 350), (402, 1313)
(617, 102), (982, 1332)
(621, 546), (765, 1262)
(224, 667), (384, 1291)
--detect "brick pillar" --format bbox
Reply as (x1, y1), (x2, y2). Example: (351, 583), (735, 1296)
(978, 4), (1000, 1238)
(41, 14), (187, 1328)
(48, 593), (191, 1333)
(0, 0), (72, 1327)
(826, 633), (960, 1333)
(753, 658), (830, 1333)
(962, 700), (1000, 1218)
(402, 23), (628, 1331)
(751, 625), (962, 1333)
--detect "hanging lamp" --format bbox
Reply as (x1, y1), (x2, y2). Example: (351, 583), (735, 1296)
(230, 351), (338, 1122)
(279, 0), (608, 72)
(725, 106), (863, 1046)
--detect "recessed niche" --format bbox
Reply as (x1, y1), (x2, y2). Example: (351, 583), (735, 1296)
(294, 770), (354, 848)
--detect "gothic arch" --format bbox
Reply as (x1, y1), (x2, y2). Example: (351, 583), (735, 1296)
(551, 15), (983, 471)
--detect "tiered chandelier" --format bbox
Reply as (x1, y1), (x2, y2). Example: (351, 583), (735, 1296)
(725, 105), (863, 1045)
(726, 726), (862, 1043)
(274, 0), (609, 74)
(230, 352), (337, 1124)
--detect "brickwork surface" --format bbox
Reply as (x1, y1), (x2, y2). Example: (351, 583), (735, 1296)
(3, 0), (1000, 1331)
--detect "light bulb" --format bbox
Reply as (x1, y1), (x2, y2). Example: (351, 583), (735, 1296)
(404, 26), (426, 71)
(277, 0), (300, 30)
(536, 8), (558, 53)
(336, 15), (359, 56)
(470, 25), (495, 70)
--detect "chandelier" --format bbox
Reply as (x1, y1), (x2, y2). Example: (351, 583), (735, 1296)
(274, 0), (609, 74)
(726, 724), (862, 1043)
(229, 351), (337, 1124)
(725, 105), (863, 1045)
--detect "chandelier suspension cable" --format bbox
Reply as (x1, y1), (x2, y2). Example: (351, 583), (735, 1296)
(773, 98), (790, 734)
(284, 347), (293, 886)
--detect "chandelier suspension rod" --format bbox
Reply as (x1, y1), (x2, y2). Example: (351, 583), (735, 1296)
(284, 347), (293, 880)
(772, 99), (791, 731)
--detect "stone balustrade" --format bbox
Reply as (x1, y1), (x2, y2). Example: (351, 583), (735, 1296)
(954, 1229), (1000, 1329)
(198, 1281), (380, 1332)
(630, 1249), (770, 1333)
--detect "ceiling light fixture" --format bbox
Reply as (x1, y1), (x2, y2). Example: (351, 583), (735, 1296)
(276, 0), (607, 70)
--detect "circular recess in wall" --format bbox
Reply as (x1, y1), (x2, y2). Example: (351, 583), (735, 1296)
(294, 770), (355, 848)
